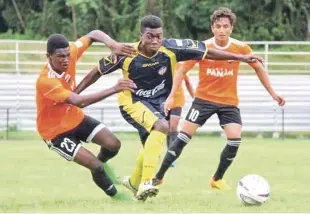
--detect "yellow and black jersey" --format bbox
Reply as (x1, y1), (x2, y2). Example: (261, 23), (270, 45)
(98, 38), (208, 106)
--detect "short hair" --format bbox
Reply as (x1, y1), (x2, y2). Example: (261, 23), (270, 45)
(210, 7), (237, 26)
(140, 15), (163, 33)
(47, 34), (69, 54)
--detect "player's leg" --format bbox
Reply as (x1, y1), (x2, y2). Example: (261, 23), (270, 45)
(167, 107), (182, 167)
(123, 131), (148, 196)
(45, 134), (117, 197)
(119, 102), (163, 200)
(211, 105), (242, 190)
(74, 116), (121, 162)
(141, 117), (169, 181)
(74, 116), (121, 183)
(156, 98), (216, 181)
(92, 128), (122, 184)
(73, 146), (117, 197)
(167, 107), (182, 148)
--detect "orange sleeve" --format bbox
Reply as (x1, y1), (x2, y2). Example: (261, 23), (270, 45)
(73, 37), (91, 60)
(37, 78), (71, 102)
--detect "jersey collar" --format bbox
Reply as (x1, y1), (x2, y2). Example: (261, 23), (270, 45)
(47, 63), (65, 78)
(212, 37), (231, 50)
(136, 41), (160, 59)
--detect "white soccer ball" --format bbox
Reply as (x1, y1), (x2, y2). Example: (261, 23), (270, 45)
(237, 174), (270, 205)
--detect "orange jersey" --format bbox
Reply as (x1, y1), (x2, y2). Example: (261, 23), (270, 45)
(181, 37), (256, 106)
(36, 37), (90, 140)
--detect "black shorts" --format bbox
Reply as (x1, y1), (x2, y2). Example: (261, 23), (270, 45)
(44, 116), (105, 161)
(185, 98), (242, 127)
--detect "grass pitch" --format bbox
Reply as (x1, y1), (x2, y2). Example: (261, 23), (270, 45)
(0, 133), (309, 213)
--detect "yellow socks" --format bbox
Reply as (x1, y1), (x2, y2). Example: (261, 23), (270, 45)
(141, 130), (166, 182)
(129, 149), (144, 189)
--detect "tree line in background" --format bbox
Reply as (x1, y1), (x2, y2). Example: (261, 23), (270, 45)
(0, 0), (309, 41)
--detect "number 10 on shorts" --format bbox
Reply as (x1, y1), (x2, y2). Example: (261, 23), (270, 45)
(188, 108), (200, 122)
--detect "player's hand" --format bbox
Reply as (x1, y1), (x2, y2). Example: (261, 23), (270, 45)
(113, 79), (137, 93)
(239, 54), (264, 64)
(272, 93), (286, 106)
(164, 96), (174, 116)
(109, 42), (136, 57)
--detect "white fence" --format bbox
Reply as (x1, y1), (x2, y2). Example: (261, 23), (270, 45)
(0, 40), (310, 74)
(0, 40), (309, 134)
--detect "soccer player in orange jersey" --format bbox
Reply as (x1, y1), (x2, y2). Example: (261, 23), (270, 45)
(155, 7), (286, 190)
(36, 31), (136, 198)
(168, 64), (194, 167)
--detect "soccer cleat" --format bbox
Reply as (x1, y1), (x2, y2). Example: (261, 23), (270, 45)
(210, 177), (231, 191)
(135, 180), (159, 201)
(122, 176), (138, 195)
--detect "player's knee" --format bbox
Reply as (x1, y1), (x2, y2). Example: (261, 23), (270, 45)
(153, 119), (169, 134)
(105, 137), (121, 152)
(112, 138), (121, 151)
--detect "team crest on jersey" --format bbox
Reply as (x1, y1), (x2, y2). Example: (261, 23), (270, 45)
(103, 55), (117, 65)
(158, 66), (167, 75)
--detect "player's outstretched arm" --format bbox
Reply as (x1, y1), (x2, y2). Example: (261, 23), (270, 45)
(74, 67), (101, 94)
(84, 30), (136, 56)
(206, 48), (264, 64)
(253, 63), (286, 106)
(67, 79), (136, 108)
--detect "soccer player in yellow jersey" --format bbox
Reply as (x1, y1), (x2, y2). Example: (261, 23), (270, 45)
(75, 15), (264, 201)
(155, 8), (286, 191)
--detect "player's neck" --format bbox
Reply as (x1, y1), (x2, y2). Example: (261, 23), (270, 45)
(49, 63), (64, 75)
(214, 39), (229, 47)
(138, 44), (157, 58)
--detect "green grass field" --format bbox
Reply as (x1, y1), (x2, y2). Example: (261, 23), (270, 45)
(0, 133), (309, 213)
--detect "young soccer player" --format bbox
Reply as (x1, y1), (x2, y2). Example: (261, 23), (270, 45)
(155, 7), (286, 191)
(36, 31), (136, 198)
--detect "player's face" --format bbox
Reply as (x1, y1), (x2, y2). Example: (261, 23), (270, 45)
(47, 47), (70, 73)
(211, 17), (233, 44)
(140, 28), (163, 54)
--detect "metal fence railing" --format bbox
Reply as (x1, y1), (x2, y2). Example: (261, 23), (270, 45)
(0, 40), (310, 75)
(0, 74), (309, 140)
